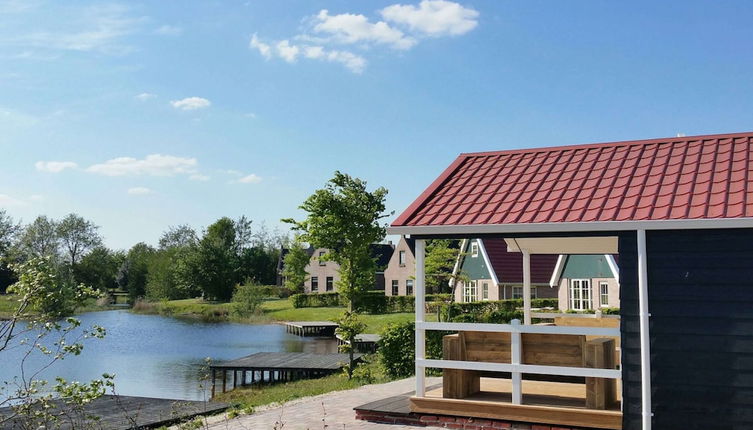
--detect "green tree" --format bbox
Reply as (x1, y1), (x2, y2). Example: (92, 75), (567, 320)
(0, 210), (20, 293)
(19, 216), (60, 260)
(284, 171), (391, 309)
(56, 214), (102, 267)
(148, 226), (200, 300)
(190, 217), (239, 301)
(158, 225), (198, 250)
(282, 239), (309, 293)
(120, 243), (155, 301)
(334, 311), (366, 379)
(1, 257), (111, 428)
(237, 246), (278, 285)
(425, 240), (464, 294)
(72, 247), (124, 292)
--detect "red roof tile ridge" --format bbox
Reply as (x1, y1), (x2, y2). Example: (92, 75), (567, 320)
(457, 131), (753, 159)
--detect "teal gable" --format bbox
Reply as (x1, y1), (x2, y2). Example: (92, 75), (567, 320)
(459, 239), (494, 280)
(560, 255), (615, 279)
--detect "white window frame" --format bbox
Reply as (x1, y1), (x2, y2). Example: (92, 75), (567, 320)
(311, 276), (319, 292)
(512, 285), (537, 299)
(470, 242), (479, 257)
(406, 279), (414, 295)
(463, 280), (477, 302)
(599, 281), (609, 307)
(391, 280), (399, 296)
(569, 279), (592, 311)
(326, 276), (334, 291)
(482, 282), (489, 300)
(399, 250), (406, 266)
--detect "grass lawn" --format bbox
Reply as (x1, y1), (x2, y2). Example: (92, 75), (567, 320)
(0, 294), (115, 319)
(132, 297), (435, 334)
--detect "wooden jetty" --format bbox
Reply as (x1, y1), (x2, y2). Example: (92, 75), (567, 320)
(0, 395), (228, 429)
(337, 333), (381, 353)
(284, 321), (339, 337)
(210, 352), (362, 396)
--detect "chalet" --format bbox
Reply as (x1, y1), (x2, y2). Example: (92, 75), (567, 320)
(452, 238), (558, 302)
(372, 132), (753, 430)
(384, 236), (416, 296)
(278, 244), (394, 293)
(551, 254), (620, 311)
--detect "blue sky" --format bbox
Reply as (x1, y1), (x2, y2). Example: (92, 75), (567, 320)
(1, 0), (752, 250)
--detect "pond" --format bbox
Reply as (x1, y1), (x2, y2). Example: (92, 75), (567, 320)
(0, 310), (338, 401)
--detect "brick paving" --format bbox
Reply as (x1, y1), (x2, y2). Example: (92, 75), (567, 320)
(205, 377), (441, 430)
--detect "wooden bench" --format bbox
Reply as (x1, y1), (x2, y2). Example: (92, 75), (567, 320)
(442, 332), (616, 409)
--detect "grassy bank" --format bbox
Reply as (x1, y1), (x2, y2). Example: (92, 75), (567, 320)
(131, 297), (434, 333)
(213, 358), (388, 413)
(0, 294), (115, 319)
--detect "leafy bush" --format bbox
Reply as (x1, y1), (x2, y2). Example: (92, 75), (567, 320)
(441, 298), (557, 321)
(378, 321), (451, 379)
(232, 284), (265, 317)
(292, 291), (452, 313)
(291, 292), (342, 308)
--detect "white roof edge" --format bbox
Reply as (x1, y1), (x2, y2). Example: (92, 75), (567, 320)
(387, 217), (753, 236)
(449, 239), (468, 287)
(477, 239), (500, 286)
(605, 254), (620, 282)
(549, 255), (566, 288)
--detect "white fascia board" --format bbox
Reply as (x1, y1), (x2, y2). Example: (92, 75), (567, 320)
(387, 217), (753, 236)
(549, 255), (566, 288)
(477, 239), (500, 285)
(605, 254), (620, 282)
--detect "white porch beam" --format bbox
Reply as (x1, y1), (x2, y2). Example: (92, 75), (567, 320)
(523, 250), (531, 325)
(637, 230), (652, 430)
(415, 239), (426, 397)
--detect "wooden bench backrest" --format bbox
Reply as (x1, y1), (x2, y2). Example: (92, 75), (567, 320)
(450, 331), (586, 367)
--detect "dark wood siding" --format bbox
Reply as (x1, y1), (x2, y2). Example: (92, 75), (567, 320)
(619, 229), (753, 430)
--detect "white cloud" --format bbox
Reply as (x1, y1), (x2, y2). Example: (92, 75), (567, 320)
(251, 35), (366, 73)
(127, 187), (153, 195)
(235, 174), (262, 184)
(244, 112), (257, 119)
(35, 160), (78, 173)
(250, 34), (272, 59)
(0, 107), (39, 127)
(312, 9), (416, 50)
(4, 4), (144, 55)
(248, 1), (477, 73)
(381, 0), (479, 36)
(135, 92), (156, 101)
(276, 40), (300, 62)
(154, 25), (182, 36)
(170, 97), (211, 111)
(87, 154), (198, 177)
(189, 173), (210, 181)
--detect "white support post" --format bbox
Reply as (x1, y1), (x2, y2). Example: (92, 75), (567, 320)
(510, 319), (522, 404)
(637, 230), (653, 430)
(415, 239), (426, 397)
(523, 250), (532, 325)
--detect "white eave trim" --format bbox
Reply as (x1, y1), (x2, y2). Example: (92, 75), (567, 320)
(387, 217), (753, 236)
(477, 239), (500, 286)
(449, 239), (468, 287)
(549, 255), (566, 288)
(605, 254), (620, 282)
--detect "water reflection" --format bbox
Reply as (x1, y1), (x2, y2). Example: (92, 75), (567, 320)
(0, 310), (338, 401)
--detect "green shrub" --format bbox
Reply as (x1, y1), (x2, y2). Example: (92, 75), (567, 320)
(601, 307), (620, 315)
(441, 298), (558, 321)
(378, 321), (451, 379)
(291, 292), (342, 308)
(232, 284), (265, 317)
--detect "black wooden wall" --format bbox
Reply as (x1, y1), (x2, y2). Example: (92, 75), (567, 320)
(619, 229), (753, 430)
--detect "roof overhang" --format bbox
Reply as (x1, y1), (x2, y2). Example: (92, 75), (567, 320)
(505, 237), (618, 254)
(387, 217), (753, 237)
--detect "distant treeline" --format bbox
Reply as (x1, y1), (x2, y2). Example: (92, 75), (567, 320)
(0, 210), (287, 302)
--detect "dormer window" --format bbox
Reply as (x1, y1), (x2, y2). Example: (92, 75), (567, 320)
(470, 242), (479, 257)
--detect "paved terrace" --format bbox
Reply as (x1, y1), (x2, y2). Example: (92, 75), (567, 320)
(204, 377), (441, 430)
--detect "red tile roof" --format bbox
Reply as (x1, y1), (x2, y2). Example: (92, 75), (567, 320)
(483, 239), (557, 284)
(393, 132), (753, 227)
